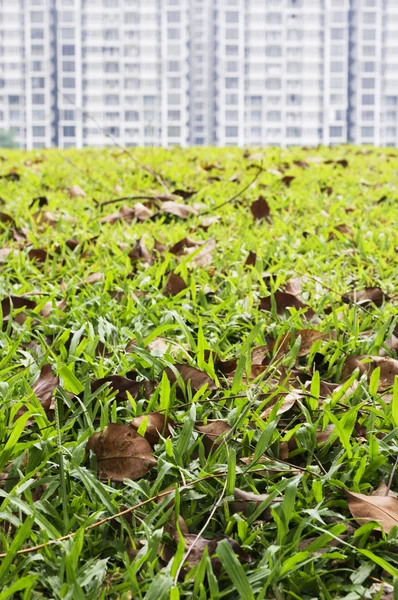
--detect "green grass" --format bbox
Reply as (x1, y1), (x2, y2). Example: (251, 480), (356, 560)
(0, 145), (397, 599)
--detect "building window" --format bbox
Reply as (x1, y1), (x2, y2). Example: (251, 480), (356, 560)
(361, 126), (374, 137)
(32, 77), (45, 89)
(62, 45), (75, 56)
(32, 126), (45, 136)
(362, 94), (375, 105)
(63, 77), (75, 88)
(63, 126), (75, 137)
(329, 126), (343, 137)
(225, 126), (238, 137)
(32, 94), (45, 104)
(31, 29), (44, 40)
(62, 110), (75, 120)
(62, 61), (75, 72)
(168, 126), (181, 136)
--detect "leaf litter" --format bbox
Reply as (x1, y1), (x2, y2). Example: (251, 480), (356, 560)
(1, 146), (398, 598)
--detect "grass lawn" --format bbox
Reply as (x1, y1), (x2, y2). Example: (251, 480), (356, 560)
(0, 145), (397, 599)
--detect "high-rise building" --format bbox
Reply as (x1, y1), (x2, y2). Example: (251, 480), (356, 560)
(1, 0), (398, 149)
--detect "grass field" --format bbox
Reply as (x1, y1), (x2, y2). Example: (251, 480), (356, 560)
(0, 146), (397, 599)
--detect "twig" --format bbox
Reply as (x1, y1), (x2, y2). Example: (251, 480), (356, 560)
(0, 472), (226, 559)
(173, 462), (228, 584)
(200, 165), (263, 216)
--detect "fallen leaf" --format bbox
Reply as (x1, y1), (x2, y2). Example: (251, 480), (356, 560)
(273, 330), (330, 358)
(342, 287), (387, 307)
(260, 292), (316, 319)
(16, 364), (59, 421)
(40, 298), (67, 319)
(372, 479), (398, 498)
(281, 175), (295, 186)
(100, 205), (135, 224)
(0, 248), (15, 263)
(260, 389), (302, 419)
(29, 196), (48, 209)
(188, 238), (216, 267)
(1, 296), (37, 325)
(128, 239), (152, 264)
(196, 420), (231, 454)
(0, 170), (20, 182)
(86, 423), (156, 482)
(172, 188), (197, 199)
(380, 334), (398, 357)
(0, 212), (16, 226)
(130, 412), (174, 446)
(164, 272), (187, 296)
(346, 490), (398, 533)
(284, 277), (304, 296)
(147, 337), (172, 354)
(28, 249), (47, 264)
(245, 251), (257, 267)
(161, 201), (198, 219)
(198, 216), (220, 231)
(68, 185), (86, 198)
(169, 237), (202, 255)
(91, 375), (154, 401)
(342, 356), (398, 390)
(164, 364), (216, 392)
(86, 272), (104, 284)
(250, 196), (270, 220)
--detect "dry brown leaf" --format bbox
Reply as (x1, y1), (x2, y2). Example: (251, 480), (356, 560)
(130, 412), (174, 447)
(161, 201), (198, 219)
(250, 196), (270, 220)
(372, 479), (398, 498)
(16, 364), (59, 421)
(68, 184), (86, 198)
(40, 298), (67, 319)
(1, 295), (37, 325)
(128, 239), (152, 264)
(196, 420), (231, 454)
(273, 330), (330, 358)
(86, 272), (103, 284)
(0, 212), (16, 226)
(100, 205), (135, 224)
(342, 286), (387, 307)
(169, 237), (202, 255)
(91, 375), (154, 401)
(260, 292), (316, 319)
(199, 216), (220, 231)
(380, 334), (398, 357)
(284, 277), (304, 296)
(172, 188), (197, 199)
(165, 364), (216, 392)
(86, 423), (156, 482)
(164, 272), (187, 296)
(342, 355), (398, 390)
(260, 389), (301, 419)
(245, 251), (257, 267)
(346, 490), (398, 533)
(133, 202), (153, 221)
(0, 248), (15, 263)
(28, 248), (47, 264)
(188, 238), (216, 267)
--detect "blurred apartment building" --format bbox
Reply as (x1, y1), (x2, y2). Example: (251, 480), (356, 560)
(1, 0), (398, 149)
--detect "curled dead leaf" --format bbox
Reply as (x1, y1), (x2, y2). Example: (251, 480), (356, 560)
(260, 292), (316, 320)
(86, 423), (156, 482)
(196, 420), (231, 454)
(169, 237), (202, 256)
(188, 238), (216, 267)
(1, 295), (37, 325)
(260, 389), (302, 419)
(164, 364), (216, 392)
(91, 375), (154, 401)
(164, 272), (187, 296)
(160, 201), (198, 219)
(130, 412), (174, 447)
(342, 286), (387, 307)
(68, 184), (86, 198)
(346, 490), (398, 533)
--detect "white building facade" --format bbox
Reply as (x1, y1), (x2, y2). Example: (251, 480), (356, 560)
(1, 0), (398, 149)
